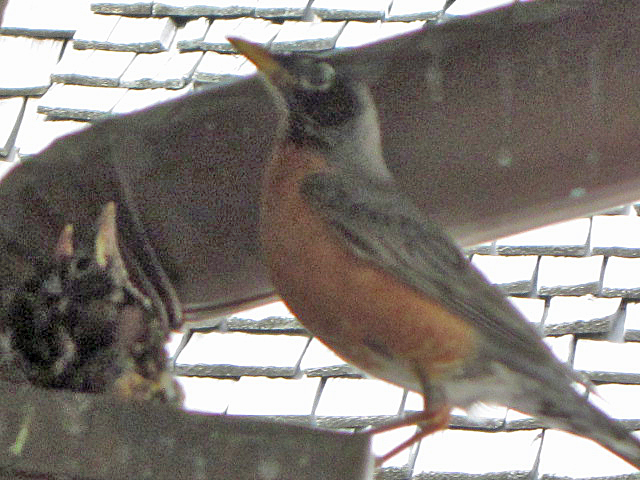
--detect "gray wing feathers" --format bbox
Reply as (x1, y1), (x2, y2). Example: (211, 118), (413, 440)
(300, 172), (581, 387)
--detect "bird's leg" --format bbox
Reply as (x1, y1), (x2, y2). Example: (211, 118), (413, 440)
(373, 370), (450, 467)
(373, 404), (450, 467)
(366, 410), (438, 435)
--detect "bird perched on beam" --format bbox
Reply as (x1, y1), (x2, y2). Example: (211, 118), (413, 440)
(0, 202), (182, 405)
(228, 37), (640, 469)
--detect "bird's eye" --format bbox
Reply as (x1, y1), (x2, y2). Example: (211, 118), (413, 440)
(74, 257), (92, 272)
(299, 62), (335, 92)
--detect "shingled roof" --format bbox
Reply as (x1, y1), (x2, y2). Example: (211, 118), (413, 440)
(0, 0), (437, 160)
(3, 1), (640, 479)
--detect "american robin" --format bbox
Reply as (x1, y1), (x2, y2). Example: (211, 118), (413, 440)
(0, 202), (182, 405)
(227, 37), (640, 469)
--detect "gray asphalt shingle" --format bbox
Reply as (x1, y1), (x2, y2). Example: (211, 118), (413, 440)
(602, 256), (640, 298)
(51, 48), (136, 86)
(201, 18), (279, 52)
(496, 217), (591, 256)
(0, 0), (91, 37)
(119, 50), (202, 89)
(91, 0), (153, 15)
(471, 254), (538, 294)
(176, 332), (309, 370)
(507, 297), (546, 324)
(310, 0), (390, 21)
(13, 97), (90, 157)
(175, 17), (210, 51)
(414, 430), (540, 474)
(537, 255), (604, 296)
(591, 215), (640, 257)
(0, 36), (63, 95)
(271, 20), (346, 51)
(0, 97), (25, 157)
(194, 51), (254, 83)
(71, 12), (119, 48)
(386, 0), (443, 21)
(254, 0), (308, 19)
(574, 340), (640, 375)
(226, 377), (320, 414)
(544, 296), (621, 336)
(152, 0), (257, 17)
(74, 16), (176, 52)
(37, 83), (128, 120)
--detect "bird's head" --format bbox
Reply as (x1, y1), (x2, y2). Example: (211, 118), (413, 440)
(52, 202), (152, 346)
(229, 37), (393, 181)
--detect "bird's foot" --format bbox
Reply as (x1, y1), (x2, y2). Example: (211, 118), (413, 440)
(112, 370), (183, 406)
(371, 407), (450, 467)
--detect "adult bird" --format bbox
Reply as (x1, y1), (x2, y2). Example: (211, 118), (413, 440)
(228, 37), (640, 468)
(0, 202), (182, 404)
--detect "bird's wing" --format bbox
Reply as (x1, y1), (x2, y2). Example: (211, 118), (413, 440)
(300, 172), (581, 386)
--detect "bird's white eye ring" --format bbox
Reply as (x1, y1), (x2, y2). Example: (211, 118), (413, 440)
(299, 62), (335, 92)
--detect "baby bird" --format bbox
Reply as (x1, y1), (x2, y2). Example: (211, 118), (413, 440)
(0, 202), (182, 405)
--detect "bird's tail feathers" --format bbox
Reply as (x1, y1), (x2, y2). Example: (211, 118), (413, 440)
(539, 384), (640, 470)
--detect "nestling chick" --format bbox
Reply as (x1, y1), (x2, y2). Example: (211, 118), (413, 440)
(0, 202), (182, 405)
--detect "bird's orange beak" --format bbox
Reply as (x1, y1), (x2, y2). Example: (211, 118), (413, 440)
(227, 37), (296, 87)
(95, 201), (118, 268)
(55, 224), (74, 259)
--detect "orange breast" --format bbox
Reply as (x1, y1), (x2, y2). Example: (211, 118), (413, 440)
(259, 144), (478, 391)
